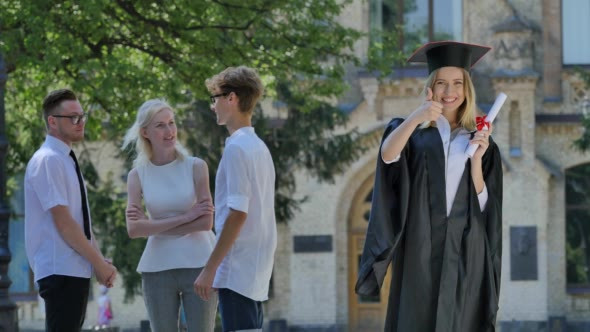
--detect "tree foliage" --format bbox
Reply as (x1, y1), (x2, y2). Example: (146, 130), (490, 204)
(1, 0), (395, 298)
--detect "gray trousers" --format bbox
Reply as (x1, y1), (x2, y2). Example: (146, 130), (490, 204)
(142, 268), (218, 332)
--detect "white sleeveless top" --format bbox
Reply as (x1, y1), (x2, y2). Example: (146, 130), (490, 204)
(136, 157), (215, 273)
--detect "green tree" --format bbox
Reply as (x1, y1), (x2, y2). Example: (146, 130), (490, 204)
(1, 0), (394, 299)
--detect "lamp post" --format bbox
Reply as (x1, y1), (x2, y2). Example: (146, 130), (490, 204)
(0, 53), (18, 330)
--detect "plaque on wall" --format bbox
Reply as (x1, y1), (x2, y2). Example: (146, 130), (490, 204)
(293, 235), (333, 253)
(510, 226), (538, 280)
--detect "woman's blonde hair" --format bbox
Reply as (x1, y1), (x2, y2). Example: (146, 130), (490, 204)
(421, 68), (478, 131)
(121, 99), (189, 168)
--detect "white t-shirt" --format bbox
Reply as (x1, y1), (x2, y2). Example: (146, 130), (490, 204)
(213, 127), (277, 301)
(25, 135), (92, 282)
(136, 157), (215, 272)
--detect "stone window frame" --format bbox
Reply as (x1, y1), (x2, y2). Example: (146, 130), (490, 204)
(369, 0), (463, 55)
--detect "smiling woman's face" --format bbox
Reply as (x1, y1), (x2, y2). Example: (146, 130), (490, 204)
(432, 66), (465, 113)
(142, 108), (177, 151)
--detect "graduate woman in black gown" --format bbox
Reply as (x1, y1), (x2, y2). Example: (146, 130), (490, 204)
(356, 41), (503, 332)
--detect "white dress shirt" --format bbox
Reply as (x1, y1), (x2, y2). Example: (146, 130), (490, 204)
(25, 135), (92, 282)
(213, 127), (277, 301)
(383, 117), (488, 215)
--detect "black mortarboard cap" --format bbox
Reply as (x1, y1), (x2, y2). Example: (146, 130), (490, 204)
(407, 41), (491, 74)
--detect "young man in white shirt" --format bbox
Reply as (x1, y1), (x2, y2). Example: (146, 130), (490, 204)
(24, 89), (117, 332)
(194, 66), (277, 332)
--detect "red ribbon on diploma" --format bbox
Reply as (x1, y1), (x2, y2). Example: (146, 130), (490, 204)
(476, 116), (490, 131)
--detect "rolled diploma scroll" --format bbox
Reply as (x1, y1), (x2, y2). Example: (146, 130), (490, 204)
(466, 92), (507, 158)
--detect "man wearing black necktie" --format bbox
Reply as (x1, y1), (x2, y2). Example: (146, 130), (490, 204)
(24, 89), (117, 332)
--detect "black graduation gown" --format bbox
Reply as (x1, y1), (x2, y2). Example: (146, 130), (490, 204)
(355, 118), (503, 332)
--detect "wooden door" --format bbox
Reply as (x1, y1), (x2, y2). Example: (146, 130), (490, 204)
(348, 175), (391, 331)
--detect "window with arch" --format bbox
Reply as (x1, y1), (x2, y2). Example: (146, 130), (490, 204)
(509, 101), (522, 157)
(566, 163), (590, 293)
(370, 0), (462, 55)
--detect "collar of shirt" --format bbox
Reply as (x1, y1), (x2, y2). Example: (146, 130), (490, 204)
(434, 116), (470, 144)
(44, 134), (72, 156)
(226, 126), (255, 145)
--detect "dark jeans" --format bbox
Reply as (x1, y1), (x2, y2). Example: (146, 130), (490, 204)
(218, 288), (263, 332)
(37, 274), (90, 332)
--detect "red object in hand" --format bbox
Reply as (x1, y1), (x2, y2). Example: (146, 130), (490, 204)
(476, 116), (490, 131)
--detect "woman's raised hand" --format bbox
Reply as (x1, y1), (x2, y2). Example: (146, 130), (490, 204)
(409, 87), (443, 124)
(470, 123), (494, 160)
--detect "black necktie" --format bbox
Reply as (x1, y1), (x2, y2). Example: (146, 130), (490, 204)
(70, 150), (91, 240)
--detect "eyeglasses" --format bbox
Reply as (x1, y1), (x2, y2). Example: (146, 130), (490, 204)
(51, 113), (88, 125)
(209, 92), (231, 104)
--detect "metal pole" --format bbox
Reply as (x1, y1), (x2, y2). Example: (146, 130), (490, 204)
(0, 52), (19, 331)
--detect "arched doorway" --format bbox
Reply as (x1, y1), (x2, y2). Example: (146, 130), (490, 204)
(348, 174), (391, 331)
